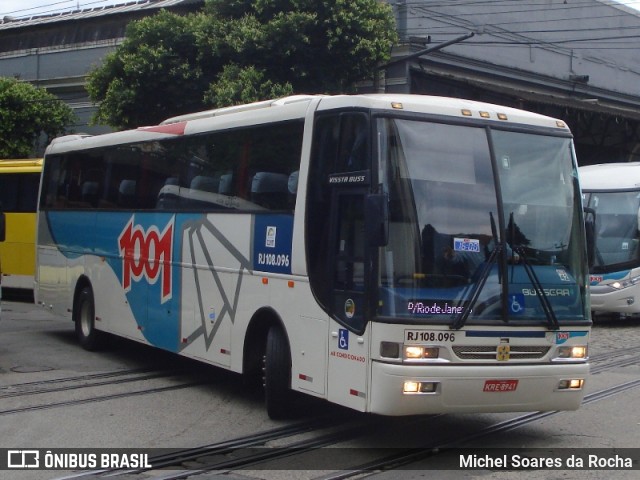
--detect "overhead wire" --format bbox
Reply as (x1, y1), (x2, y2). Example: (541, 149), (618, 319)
(0, 0), (134, 19)
(398, 0), (640, 50)
(3, 0), (640, 50)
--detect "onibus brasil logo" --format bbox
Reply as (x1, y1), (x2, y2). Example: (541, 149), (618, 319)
(118, 215), (175, 304)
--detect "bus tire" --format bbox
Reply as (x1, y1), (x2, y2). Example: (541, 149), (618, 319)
(264, 325), (292, 420)
(74, 286), (102, 351)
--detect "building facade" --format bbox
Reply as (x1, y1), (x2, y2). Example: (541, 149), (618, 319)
(383, 0), (640, 164)
(0, 0), (203, 141)
(1, 0), (639, 163)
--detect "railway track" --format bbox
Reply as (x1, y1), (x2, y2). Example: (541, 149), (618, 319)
(49, 344), (640, 480)
(0, 368), (179, 399)
(0, 367), (207, 416)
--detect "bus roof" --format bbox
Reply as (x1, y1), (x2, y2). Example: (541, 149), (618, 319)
(46, 94), (571, 155)
(579, 162), (640, 191)
(163, 94), (569, 130)
(0, 158), (43, 173)
(318, 94), (569, 129)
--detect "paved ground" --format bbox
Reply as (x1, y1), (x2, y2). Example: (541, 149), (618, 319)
(1, 295), (638, 480)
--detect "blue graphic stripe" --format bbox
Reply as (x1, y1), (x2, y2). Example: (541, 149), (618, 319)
(465, 330), (547, 338)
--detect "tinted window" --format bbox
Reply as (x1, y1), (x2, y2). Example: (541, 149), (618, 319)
(0, 173), (40, 212)
(41, 120), (304, 213)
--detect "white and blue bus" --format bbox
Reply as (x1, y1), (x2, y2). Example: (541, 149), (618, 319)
(580, 162), (640, 318)
(36, 94), (590, 418)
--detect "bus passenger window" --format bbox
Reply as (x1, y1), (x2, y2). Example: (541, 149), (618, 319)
(118, 180), (137, 208)
(288, 171), (299, 209)
(156, 177), (180, 210)
(190, 176), (218, 193)
(251, 172), (289, 210)
(81, 181), (99, 207)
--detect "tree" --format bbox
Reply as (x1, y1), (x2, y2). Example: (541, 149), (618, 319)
(86, 10), (210, 130)
(204, 64), (294, 107)
(87, 0), (397, 129)
(0, 77), (75, 159)
(203, 0), (398, 96)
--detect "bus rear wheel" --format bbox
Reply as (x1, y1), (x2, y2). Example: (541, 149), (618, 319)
(74, 286), (102, 351)
(264, 325), (293, 419)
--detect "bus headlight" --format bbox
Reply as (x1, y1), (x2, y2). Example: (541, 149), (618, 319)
(404, 346), (440, 360)
(380, 342), (442, 362)
(611, 275), (640, 290)
(557, 379), (584, 390)
(556, 345), (588, 359)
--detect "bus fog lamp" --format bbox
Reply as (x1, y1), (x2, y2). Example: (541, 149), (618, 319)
(558, 379), (584, 390)
(380, 341), (400, 358)
(403, 381), (419, 393)
(404, 346), (439, 360)
(403, 381), (438, 394)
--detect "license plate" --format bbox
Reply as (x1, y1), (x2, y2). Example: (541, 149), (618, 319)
(404, 330), (457, 343)
(483, 379), (518, 392)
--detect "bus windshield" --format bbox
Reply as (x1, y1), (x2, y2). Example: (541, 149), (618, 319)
(376, 117), (587, 325)
(583, 190), (640, 273)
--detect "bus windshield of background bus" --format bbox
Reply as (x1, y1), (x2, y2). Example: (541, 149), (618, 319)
(376, 117), (587, 324)
(583, 190), (640, 272)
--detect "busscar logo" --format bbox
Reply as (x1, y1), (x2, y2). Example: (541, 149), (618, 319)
(8, 450), (39, 469)
(118, 215), (174, 303)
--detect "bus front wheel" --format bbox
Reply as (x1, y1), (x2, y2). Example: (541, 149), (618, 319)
(74, 286), (102, 351)
(264, 325), (292, 419)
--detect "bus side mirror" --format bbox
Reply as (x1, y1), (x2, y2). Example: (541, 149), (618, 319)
(584, 207), (596, 268)
(365, 193), (389, 247)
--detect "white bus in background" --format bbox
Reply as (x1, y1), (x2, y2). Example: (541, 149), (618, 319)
(36, 94), (590, 419)
(580, 162), (640, 318)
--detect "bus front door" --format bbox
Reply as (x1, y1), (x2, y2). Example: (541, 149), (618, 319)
(327, 191), (370, 411)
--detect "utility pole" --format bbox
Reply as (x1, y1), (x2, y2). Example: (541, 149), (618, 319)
(375, 32), (475, 92)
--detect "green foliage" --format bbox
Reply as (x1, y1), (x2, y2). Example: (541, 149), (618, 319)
(87, 0), (398, 129)
(87, 10), (208, 129)
(205, 0), (398, 92)
(0, 77), (75, 159)
(205, 64), (293, 107)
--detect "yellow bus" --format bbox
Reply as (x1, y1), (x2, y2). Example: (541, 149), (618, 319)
(0, 159), (42, 292)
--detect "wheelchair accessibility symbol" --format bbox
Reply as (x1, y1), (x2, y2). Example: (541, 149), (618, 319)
(509, 293), (525, 315)
(338, 329), (349, 350)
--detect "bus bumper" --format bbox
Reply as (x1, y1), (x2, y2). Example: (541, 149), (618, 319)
(368, 361), (589, 416)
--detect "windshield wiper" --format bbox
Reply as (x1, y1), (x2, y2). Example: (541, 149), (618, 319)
(450, 244), (501, 330)
(451, 212), (561, 331)
(513, 245), (560, 330)
(508, 212), (560, 331)
(451, 212), (501, 330)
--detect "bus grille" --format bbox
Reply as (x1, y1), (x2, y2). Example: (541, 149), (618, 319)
(452, 345), (550, 360)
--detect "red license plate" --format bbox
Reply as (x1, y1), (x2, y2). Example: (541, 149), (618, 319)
(483, 379), (519, 392)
